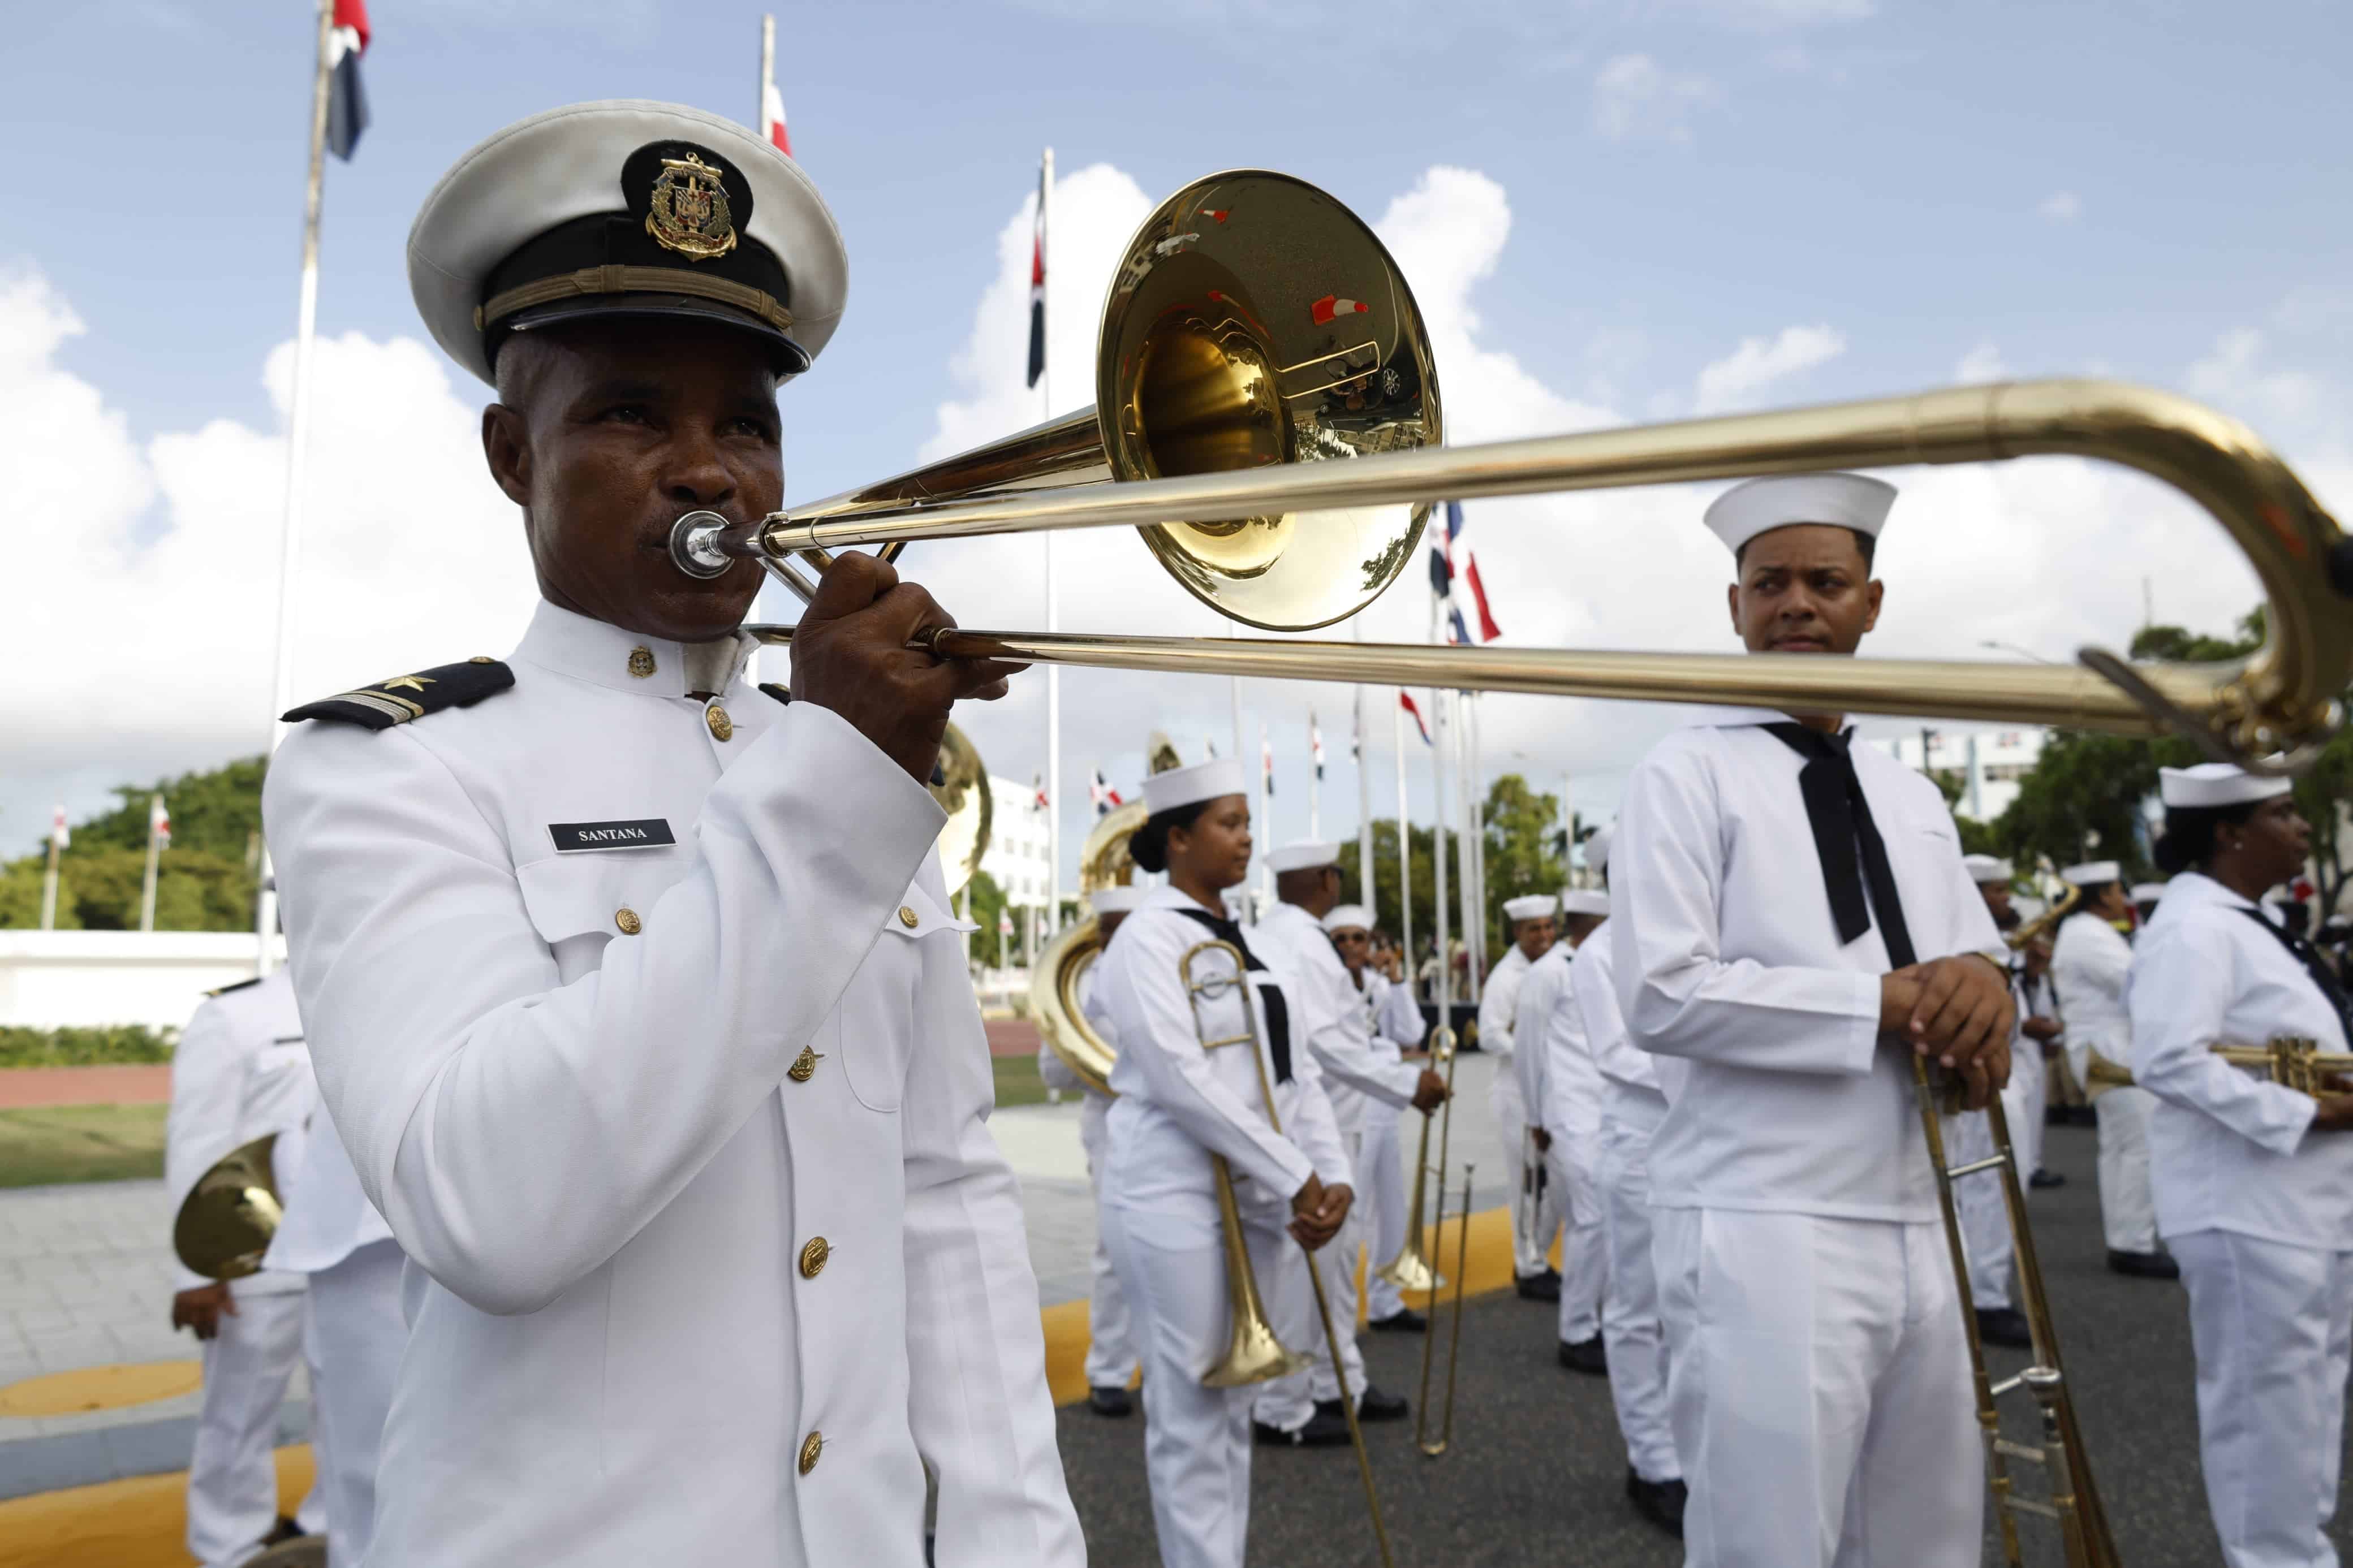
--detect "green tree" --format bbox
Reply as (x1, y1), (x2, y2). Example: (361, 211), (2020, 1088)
(3, 755), (268, 932)
(1337, 772), (1566, 962)
(964, 870), (1011, 967)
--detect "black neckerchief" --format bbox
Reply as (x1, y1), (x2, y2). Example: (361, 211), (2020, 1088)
(1761, 723), (1919, 968)
(2233, 906), (2353, 1039)
(1168, 905), (1293, 1083)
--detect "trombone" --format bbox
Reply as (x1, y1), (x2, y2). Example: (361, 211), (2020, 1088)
(1180, 940), (1394, 1568)
(2212, 1036), (2353, 1095)
(1372, 1023), (1476, 1458)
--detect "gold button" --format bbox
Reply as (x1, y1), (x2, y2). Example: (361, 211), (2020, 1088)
(706, 705), (734, 742)
(614, 907), (642, 935)
(799, 1237), (830, 1278)
(469, 655), (493, 664)
(627, 645), (656, 679)
(798, 1431), (824, 1475)
(898, 906), (919, 928)
(787, 1046), (823, 1083)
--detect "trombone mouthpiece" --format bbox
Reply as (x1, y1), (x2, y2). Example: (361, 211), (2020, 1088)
(670, 511), (734, 580)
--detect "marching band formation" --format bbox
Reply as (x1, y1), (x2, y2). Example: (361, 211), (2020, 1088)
(157, 96), (2353, 1568)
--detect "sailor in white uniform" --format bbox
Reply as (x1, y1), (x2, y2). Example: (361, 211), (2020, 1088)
(165, 970), (324, 1568)
(1480, 893), (1563, 1297)
(2053, 859), (2175, 1277)
(1570, 826), (1687, 1539)
(1036, 885), (1145, 1418)
(1097, 763), (1354, 1568)
(261, 101), (1078, 1568)
(1329, 909), (1430, 1333)
(1614, 472), (2012, 1567)
(1518, 888), (1613, 1372)
(2131, 763), (2353, 1568)
(1248, 842), (1445, 1442)
(1950, 854), (2031, 1347)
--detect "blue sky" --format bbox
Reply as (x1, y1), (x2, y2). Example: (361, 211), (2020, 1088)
(6, 0), (2350, 878)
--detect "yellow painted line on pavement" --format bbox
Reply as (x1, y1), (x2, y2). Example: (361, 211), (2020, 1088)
(0, 1361), (201, 1418)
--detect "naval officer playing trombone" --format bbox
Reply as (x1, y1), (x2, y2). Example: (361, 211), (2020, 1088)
(261, 101), (1079, 1567)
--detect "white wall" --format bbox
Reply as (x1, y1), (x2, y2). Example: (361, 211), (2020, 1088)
(0, 931), (282, 1030)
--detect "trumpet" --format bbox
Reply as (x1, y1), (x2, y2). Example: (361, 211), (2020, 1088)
(2212, 1036), (2353, 1095)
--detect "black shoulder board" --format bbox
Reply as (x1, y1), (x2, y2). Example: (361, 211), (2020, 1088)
(205, 976), (264, 998)
(757, 681), (791, 706)
(283, 658), (515, 731)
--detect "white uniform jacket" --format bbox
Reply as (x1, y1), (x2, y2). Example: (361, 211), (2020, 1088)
(1251, 902), (1417, 1140)
(2128, 872), (2353, 1250)
(1519, 946), (1601, 1154)
(1034, 965), (1108, 1102)
(1098, 887), (1350, 1221)
(1611, 711), (2003, 1222)
(1476, 945), (1532, 1058)
(166, 971), (315, 1296)
(2053, 912), (2134, 1091)
(1576, 919), (1669, 1138)
(1367, 971), (1424, 1054)
(262, 601), (1080, 1568)
(262, 1083), (394, 1277)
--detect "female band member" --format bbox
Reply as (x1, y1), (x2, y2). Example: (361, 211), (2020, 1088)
(2131, 762), (2353, 1568)
(1097, 759), (1354, 1568)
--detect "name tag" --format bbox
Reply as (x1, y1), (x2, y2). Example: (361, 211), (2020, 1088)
(548, 819), (676, 853)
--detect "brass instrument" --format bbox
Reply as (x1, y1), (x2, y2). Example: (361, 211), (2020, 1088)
(2006, 882), (2082, 952)
(1914, 1075), (2118, 1565)
(173, 1134), (285, 1281)
(2213, 1036), (2353, 1095)
(1381, 1025), (1456, 1295)
(926, 721), (992, 898)
(1180, 939), (1394, 1568)
(1415, 1161), (1474, 1461)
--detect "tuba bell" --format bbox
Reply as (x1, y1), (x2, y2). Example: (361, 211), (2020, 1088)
(173, 1134), (285, 1281)
(926, 721), (993, 899)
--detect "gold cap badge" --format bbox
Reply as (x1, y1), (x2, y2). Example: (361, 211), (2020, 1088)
(646, 152), (737, 262)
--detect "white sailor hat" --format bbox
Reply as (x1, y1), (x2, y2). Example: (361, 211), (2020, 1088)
(1561, 889), (1610, 918)
(1267, 840), (1341, 874)
(1503, 893), (1558, 923)
(1962, 854), (2013, 885)
(2159, 763), (2294, 810)
(2061, 859), (2121, 886)
(1143, 759), (1246, 817)
(1322, 904), (1374, 934)
(409, 100), (848, 387)
(1704, 472), (1897, 558)
(1582, 825), (1613, 878)
(2131, 882), (2169, 905)
(1089, 886), (1147, 917)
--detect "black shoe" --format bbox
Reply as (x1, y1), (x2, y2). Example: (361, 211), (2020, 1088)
(260, 1518), (305, 1548)
(1367, 1307), (1428, 1334)
(1350, 1384), (1410, 1422)
(1087, 1384), (1133, 1417)
(1516, 1268), (1562, 1302)
(2029, 1168), (2066, 1189)
(1975, 1307), (2033, 1348)
(2107, 1248), (2180, 1280)
(1558, 1334), (1609, 1375)
(1255, 1406), (1353, 1447)
(1626, 1470), (1687, 1539)
(2069, 1106), (2098, 1126)
(2045, 1104), (2070, 1126)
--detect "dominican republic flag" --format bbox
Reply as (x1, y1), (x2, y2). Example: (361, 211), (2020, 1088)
(761, 49), (791, 154)
(1032, 773), (1048, 810)
(1089, 768), (1122, 817)
(149, 796), (171, 852)
(1025, 159), (1048, 389)
(1310, 715), (1325, 780)
(1430, 500), (1501, 645)
(50, 803), (69, 850)
(1261, 727), (1275, 796)
(1399, 692), (1431, 746)
(326, 0), (370, 161)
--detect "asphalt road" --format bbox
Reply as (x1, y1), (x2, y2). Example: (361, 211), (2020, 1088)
(1051, 1119), (2353, 1566)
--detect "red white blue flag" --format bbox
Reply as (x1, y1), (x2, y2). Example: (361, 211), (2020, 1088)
(1025, 160), (1047, 389)
(1399, 692), (1430, 745)
(326, 0), (370, 161)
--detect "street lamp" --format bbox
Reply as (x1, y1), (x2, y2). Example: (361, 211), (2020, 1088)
(1979, 640), (2059, 666)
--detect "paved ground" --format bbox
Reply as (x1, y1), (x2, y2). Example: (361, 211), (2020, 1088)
(0, 1067), (171, 1109)
(1052, 1121), (2353, 1566)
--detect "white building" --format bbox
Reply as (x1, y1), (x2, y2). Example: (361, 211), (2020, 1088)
(1869, 727), (2046, 824)
(981, 775), (1054, 914)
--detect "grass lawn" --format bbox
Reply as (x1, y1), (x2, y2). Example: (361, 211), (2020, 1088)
(992, 1052), (1059, 1109)
(0, 1103), (168, 1189)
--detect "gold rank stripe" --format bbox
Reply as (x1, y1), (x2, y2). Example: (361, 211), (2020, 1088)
(335, 690), (425, 724)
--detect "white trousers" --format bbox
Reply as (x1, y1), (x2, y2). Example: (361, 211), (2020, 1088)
(1257, 1134), (1366, 1421)
(1077, 1096), (1139, 1389)
(1545, 1141), (1608, 1344)
(1948, 1111), (2015, 1312)
(187, 1284), (323, 1568)
(2010, 1048), (2048, 1179)
(1360, 1102), (1410, 1323)
(2172, 1228), (2353, 1568)
(1103, 1199), (1304, 1568)
(2094, 1086), (2160, 1254)
(1489, 1065), (1560, 1278)
(306, 1239), (406, 1568)
(1653, 1209), (1981, 1567)
(1596, 1127), (1678, 1484)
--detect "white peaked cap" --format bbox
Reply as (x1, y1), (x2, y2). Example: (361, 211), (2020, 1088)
(1089, 886), (1147, 917)
(1267, 840), (1341, 874)
(1503, 893), (1558, 923)
(1583, 825), (1614, 877)
(1561, 890), (1610, 917)
(1322, 904), (1374, 933)
(1143, 759), (1246, 815)
(2160, 763), (2294, 810)
(1962, 854), (2013, 885)
(2131, 883), (2169, 905)
(2062, 860), (2121, 885)
(1704, 472), (1898, 557)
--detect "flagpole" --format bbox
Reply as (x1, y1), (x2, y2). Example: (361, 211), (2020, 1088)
(1432, 689), (1451, 1052)
(1308, 714), (1320, 840)
(252, 0), (338, 977)
(1462, 693), (1485, 1001)
(40, 809), (62, 932)
(1039, 145), (1062, 936)
(140, 796), (163, 934)
(1352, 629), (1371, 913)
(759, 14), (774, 128)
(1392, 696), (1412, 998)
(1256, 720), (1272, 917)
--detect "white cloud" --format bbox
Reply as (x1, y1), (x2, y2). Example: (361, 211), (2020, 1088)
(1592, 54), (1721, 144)
(1954, 341), (2006, 383)
(2187, 328), (2326, 426)
(2038, 191), (2082, 223)
(1693, 323), (1846, 413)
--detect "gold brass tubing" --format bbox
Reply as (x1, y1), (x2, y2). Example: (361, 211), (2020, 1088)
(1304, 1235), (1397, 1568)
(1434, 1164), (1473, 1461)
